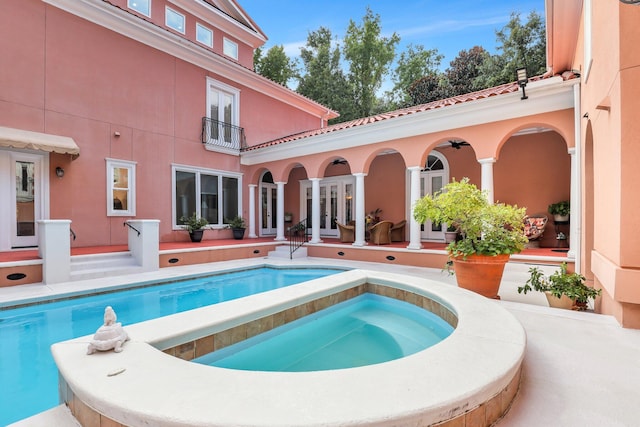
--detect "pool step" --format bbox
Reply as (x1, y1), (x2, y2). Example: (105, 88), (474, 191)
(268, 245), (308, 259)
(70, 251), (144, 281)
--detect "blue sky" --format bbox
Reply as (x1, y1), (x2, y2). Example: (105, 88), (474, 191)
(240, 0), (545, 70)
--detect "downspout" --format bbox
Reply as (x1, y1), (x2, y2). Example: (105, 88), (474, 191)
(570, 81), (582, 273)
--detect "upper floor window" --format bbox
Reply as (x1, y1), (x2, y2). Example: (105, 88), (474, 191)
(196, 23), (213, 48)
(223, 38), (238, 60)
(165, 7), (185, 34)
(204, 77), (241, 151)
(127, 0), (150, 17)
(107, 159), (136, 216)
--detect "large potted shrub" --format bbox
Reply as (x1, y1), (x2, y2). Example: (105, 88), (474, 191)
(180, 212), (208, 242)
(413, 178), (527, 298)
(517, 262), (601, 310)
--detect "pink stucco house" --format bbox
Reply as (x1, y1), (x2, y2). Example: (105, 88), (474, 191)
(1, 0), (639, 328)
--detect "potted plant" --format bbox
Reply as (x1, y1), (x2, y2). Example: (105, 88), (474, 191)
(548, 200), (570, 222)
(226, 216), (246, 240)
(284, 212), (293, 222)
(444, 224), (458, 243)
(517, 262), (601, 310)
(413, 178), (527, 299)
(180, 212), (208, 242)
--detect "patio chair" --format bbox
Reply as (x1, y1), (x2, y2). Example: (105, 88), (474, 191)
(524, 214), (548, 248)
(390, 220), (407, 242)
(369, 220), (393, 245)
(336, 222), (355, 243)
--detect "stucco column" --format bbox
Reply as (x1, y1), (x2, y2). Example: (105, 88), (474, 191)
(38, 219), (71, 284)
(309, 178), (322, 243)
(353, 173), (367, 247)
(126, 219), (159, 271)
(407, 166), (423, 250)
(248, 184), (257, 238)
(479, 157), (496, 204)
(274, 182), (286, 241)
(569, 83), (582, 269)
(568, 147), (579, 260)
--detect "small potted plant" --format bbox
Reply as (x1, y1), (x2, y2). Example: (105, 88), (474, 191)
(517, 262), (601, 310)
(180, 212), (208, 242)
(548, 200), (570, 222)
(284, 212), (293, 222)
(413, 177), (527, 299)
(226, 216), (246, 240)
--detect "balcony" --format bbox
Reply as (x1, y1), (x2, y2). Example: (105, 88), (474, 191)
(201, 117), (246, 155)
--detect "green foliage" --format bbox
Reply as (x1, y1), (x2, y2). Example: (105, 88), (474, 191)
(444, 46), (490, 97)
(343, 7), (399, 119)
(296, 27), (355, 124)
(473, 11), (546, 90)
(518, 262), (601, 306)
(413, 178), (527, 257)
(253, 45), (299, 86)
(407, 74), (448, 105)
(387, 44), (443, 107)
(225, 216), (246, 229)
(179, 212), (208, 232)
(548, 200), (570, 216)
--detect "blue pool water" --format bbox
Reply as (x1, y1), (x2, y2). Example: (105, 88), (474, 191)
(0, 267), (342, 426)
(195, 293), (454, 372)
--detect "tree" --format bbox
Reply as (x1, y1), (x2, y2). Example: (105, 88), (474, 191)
(444, 46), (489, 97)
(388, 44), (443, 108)
(407, 74), (448, 105)
(343, 7), (400, 118)
(474, 11), (546, 89)
(297, 27), (354, 123)
(253, 45), (298, 86)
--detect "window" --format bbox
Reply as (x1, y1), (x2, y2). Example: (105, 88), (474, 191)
(165, 7), (185, 33)
(127, 0), (150, 17)
(107, 159), (136, 216)
(223, 37), (238, 60)
(173, 165), (241, 228)
(196, 23), (213, 48)
(206, 77), (241, 148)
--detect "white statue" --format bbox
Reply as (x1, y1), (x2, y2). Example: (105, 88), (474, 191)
(87, 306), (129, 355)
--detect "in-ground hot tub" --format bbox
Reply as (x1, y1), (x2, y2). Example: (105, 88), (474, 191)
(52, 268), (526, 427)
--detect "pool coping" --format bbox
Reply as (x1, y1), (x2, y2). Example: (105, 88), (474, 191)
(51, 268), (526, 427)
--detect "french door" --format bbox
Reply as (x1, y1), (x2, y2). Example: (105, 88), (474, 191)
(260, 183), (277, 235)
(420, 171), (446, 241)
(302, 178), (353, 237)
(7, 152), (44, 248)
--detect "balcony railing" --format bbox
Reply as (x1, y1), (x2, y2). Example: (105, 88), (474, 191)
(201, 117), (246, 152)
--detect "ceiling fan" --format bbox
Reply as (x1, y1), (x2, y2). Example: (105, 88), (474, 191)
(332, 158), (347, 165)
(450, 140), (470, 150)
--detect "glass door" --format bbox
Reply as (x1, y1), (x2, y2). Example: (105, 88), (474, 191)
(11, 154), (41, 248)
(318, 183), (338, 237)
(260, 183), (277, 235)
(420, 172), (445, 241)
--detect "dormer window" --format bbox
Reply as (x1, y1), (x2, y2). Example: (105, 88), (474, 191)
(165, 7), (185, 34)
(127, 0), (150, 17)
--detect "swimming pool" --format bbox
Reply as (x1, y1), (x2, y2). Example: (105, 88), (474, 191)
(195, 293), (454, 371)
(0, 266), (342, 426)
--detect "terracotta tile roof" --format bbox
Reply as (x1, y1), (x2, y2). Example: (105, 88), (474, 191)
(244, 73), (576, 152)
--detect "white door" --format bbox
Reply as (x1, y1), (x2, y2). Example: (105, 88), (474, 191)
(10, 153), (42, 248)
(260, 183), (277, 235)
(319, 183), (339, 236)
(302, 179), (350, 238)
(420, 172), (446, 241)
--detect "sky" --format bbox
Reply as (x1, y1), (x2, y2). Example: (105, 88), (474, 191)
(239, 0), (545, 72)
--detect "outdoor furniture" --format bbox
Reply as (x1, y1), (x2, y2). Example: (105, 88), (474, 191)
(369, 220), (393, 245)
(524, 214), (548, 248)
(390, 220), (407, 242)
(336, 222), (355, 243)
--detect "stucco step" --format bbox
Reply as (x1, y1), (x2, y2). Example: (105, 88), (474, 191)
(268, 245), (307, 259)
(70, 252), (140, 280)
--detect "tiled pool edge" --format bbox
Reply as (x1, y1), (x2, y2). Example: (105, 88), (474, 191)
(52, 269), (526, 427)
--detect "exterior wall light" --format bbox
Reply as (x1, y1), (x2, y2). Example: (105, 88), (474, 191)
(55, 167), (64, 178)
(516, 67), (529, 100)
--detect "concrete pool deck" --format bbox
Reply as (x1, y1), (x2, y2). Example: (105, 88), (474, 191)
(6, 257), (640, 427)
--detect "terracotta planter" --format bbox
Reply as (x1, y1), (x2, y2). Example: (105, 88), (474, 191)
(444, 231), (458, 243)
(544, 291), (575, 310)
(451, 254), (510, 299)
